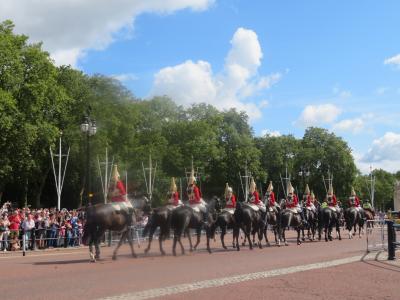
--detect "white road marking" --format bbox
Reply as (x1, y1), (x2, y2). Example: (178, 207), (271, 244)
(0, 249), (87, 259)
(99, 252), (385, 300)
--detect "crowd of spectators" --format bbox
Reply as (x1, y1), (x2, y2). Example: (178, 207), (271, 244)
(0, 206), (84, 252)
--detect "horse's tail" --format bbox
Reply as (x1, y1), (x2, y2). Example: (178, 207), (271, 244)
(142, 214), (153, 238)
(82, 222), (90, 246)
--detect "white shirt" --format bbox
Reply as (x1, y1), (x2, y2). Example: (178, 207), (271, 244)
(22, 219), (35, 231)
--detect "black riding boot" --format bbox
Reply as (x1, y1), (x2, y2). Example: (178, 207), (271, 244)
(202, 211), (208, 224)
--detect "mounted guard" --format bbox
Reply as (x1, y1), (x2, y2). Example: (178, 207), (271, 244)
(248, 178), (266, 212)
(109, 164), (133, 213)
(304, 185), (316, 213)
(326, 185), (338, 212)
(223, 183), (236, 214)
(348, 187), (365, 220)
(187, 168), (207, 222)
(286, 182), (307, 225)
(265, 181), (279, 214)
(167, 177), (182, 208)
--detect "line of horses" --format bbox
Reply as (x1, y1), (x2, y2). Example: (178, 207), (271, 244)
(82, 196), (374, 262)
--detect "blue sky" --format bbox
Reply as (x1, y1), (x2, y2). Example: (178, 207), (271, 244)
(1, 0), (400, 173)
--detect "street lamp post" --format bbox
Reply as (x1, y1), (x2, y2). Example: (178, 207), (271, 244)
(80, 112), (97, 206)
(298, 165), (310, 194)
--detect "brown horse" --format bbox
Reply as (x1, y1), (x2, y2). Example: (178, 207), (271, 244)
(82, 197), (150, 262)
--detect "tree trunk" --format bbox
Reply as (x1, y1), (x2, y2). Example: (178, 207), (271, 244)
(35, 167), (51, 208)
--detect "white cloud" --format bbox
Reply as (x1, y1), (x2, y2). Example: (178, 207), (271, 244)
(149, 28), (281, 120)
(259, 100), (269, 109)
(333, 87), (351, 98)
(384, 54), (400, 66)
(297, 104), (341, 127)
(261, 129), (281, 137)
(362, 132), (400, 163)
(0, 0), (214, 66)
(332, 118), (364, 134)
(111, 73), (138, 82)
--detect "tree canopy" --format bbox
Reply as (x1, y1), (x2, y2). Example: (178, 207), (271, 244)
(0, 20), (396, 210)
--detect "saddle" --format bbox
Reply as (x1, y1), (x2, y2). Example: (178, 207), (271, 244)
(287, 208), (298, 214)
(248, 203), (259, 211)
(111, 201), (133, 214)
(328, 206), (337, 212)
(223, 207), (235, 214)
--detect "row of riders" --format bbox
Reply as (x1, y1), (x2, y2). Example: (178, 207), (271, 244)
(82, 165), (375, 261)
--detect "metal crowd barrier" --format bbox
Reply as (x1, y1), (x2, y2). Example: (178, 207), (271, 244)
(366, 219), (387, 253)
(0, 227), (83, 256)
(387, 221), (400, 260)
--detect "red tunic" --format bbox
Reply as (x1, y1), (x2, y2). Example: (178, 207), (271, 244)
(328, 195), (337, 207)
(287, 194), (299, 208)
(306, 195), (312, 207)
(169, 191), (180, 206)
(267, 192), (276, 206)
(225, 194), (236, 208)
(111, 180), (127, 202)
(349, 196), (360, 207)
(188, 185), (201, 205)
(250, 191), (260, 205)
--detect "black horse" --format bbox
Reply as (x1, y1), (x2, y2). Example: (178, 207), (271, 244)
(207, 208), (237, 252)
(319, 207), (342, 242)
(171, 197), (220, 256)
(233, 202), (264, 251)
(82, 197), (150, 262)
(302, 206), (319, 241)
(264, 207), (279, 246)
(142, 205), (173, 255)
(344, 207), (364, 239)
(278, 208), (303, 246)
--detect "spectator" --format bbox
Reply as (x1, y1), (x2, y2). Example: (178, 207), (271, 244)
(8, 209), (21, 241)
(22, 213), (35, 250)
(0, 213), (10, 251)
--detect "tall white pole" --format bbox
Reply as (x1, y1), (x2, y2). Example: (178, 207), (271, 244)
(58, 135), (62, 210)
(105, 148), (108, 204)
(149, 154), (152, 202)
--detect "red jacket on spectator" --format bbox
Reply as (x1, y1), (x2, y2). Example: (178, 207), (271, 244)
(8, 214), (21, 230)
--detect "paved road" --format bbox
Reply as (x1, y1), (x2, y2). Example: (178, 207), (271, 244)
(1, 230), (399, 300)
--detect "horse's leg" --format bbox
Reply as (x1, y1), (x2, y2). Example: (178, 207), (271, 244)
(221, 227), (228, 250)
(172, 232), (178, 256)
(264, 223), (270, 247)
(94, 230), (103, 260)
(112, 230), (128, 260)
(127, 228), (137, 258)
(158, 228), (166, 256)
(185, 228), (193, 252)
(245, 227), (253, 250)
(297, 228), (301, 245)
(178, 234), (185, 255)
(194, 228), (201, 250)
(234, 227), (240, 251)
(144, 225), (156, 254)
(89, 238), (95, 262)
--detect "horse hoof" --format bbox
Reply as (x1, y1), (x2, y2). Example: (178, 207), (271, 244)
(112, 255), (117, 260)
(144, 248), (149, 254)
(285, 242), (288, 246)
(173, 252), (177, 257)
(297, 242), (301, 245)
(266, 242), (271, 247)
(223, 246), (228, 250)
(161, 251), (166, 256)
(207, 249), (212, 254)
